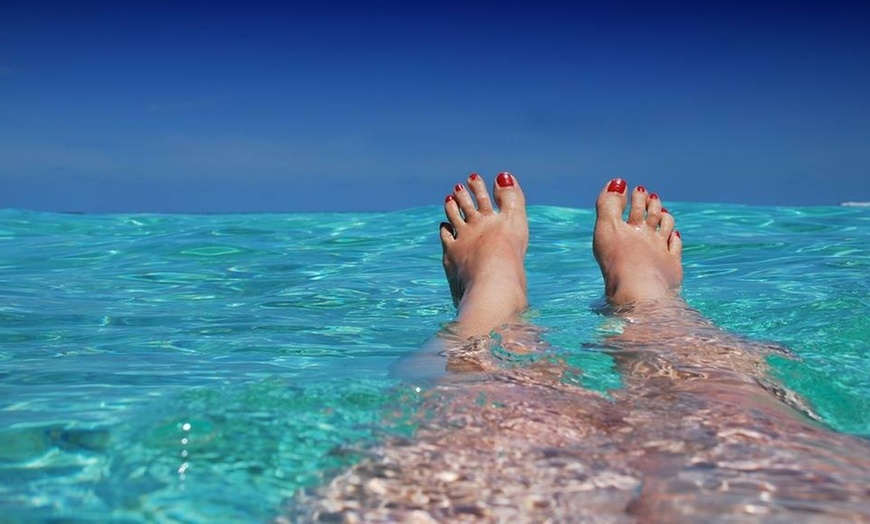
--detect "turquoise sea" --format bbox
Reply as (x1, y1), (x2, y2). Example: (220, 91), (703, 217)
(0, 204), (868, 522)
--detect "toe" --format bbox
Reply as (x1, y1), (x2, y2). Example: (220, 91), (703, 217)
(659, 208), (675, 238)
(668, 230), (683, 257)
(492, 172), (526, 214)
(467, 172), (494, 215)
(595, 178), (629, 223)
(444, 194), (465, 231)
(453, 182), (478, 220)
(439, 221), (455, 247)
(627, 185), (647, 225)
(645, 192), (662, 229)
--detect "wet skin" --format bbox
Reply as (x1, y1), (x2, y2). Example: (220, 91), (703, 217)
(293, 175), (870, 523)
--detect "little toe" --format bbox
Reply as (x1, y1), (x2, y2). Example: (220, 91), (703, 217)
(492, 172), (526, 214)
(627, 185), (648, 225)
(467, 173), (494, 215)
(439, 221), (456, 247)
(453, 183), (479, 220)
(595, 178), (629, 224)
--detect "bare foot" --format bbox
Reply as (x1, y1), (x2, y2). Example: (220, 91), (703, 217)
(441, 172), (529, 337)
(593, 178), (683, 305)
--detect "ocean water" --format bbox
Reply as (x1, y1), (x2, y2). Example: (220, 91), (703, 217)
(0, 203), (867, 522)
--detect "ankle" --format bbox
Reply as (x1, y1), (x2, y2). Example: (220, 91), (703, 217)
(460, 276), (527, 309)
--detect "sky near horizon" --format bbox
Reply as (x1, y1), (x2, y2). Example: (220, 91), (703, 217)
(1, 1), (869, 213)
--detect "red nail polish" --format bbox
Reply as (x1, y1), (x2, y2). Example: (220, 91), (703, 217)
(662, 208), (669, 214)
(496, 172), (515, 187)
(649, 193), (659, 200)
(607, 178), (626, 194)
(454, 183), (464, 192)
(637, 185), (646, 193)
(469, 173), (480, 181)
(445, 194), (454, 203)
(674, 231), (681, 239)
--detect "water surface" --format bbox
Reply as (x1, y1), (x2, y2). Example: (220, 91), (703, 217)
(0, 204), (867, 521)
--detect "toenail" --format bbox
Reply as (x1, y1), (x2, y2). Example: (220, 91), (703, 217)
(662, 208), (669, 214)
(637, 185), (646, 193)
(496, 172), (515, 187)
(445, 194), (454, 203)
(454, 183), (464, 192)
(649, 193), (659, 200)
(469, 173), (480, 181)
(674, 230), (681, 239)
(607, 178), (626, 194)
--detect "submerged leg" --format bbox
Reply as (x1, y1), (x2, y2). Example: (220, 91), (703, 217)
(593, 178), (794, 385)
(592, 178), (870, 520)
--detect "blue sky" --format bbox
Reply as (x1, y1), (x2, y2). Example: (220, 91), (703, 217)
(1, 1), (868, 212)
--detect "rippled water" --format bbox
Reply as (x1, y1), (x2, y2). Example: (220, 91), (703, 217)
(0, 204), (867, 521)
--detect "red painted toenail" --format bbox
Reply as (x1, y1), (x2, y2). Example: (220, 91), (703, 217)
(496, 172), (515, 187)
(662, 208), (669, 214)
(649, 193), (659, 200)
(445, 194), (454, 203)
(607, 178), (626, 194)
(469, 173), (480, 181)
(637, 185), (646, 193)
(674, 231), (681, 239)
(454, 183), (464, 192)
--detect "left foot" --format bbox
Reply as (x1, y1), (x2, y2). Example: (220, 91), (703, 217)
(441, 172), (529, 337)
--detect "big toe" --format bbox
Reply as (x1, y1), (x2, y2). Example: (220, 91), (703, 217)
(596, 178), (628, 223)
(492, 172), (526, 214)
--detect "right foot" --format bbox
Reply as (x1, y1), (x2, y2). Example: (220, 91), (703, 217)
(593, 178), (683, 305)
(441, 172), (529, 337)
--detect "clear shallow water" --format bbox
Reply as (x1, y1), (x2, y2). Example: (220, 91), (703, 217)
(0, 204), (867, 521)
